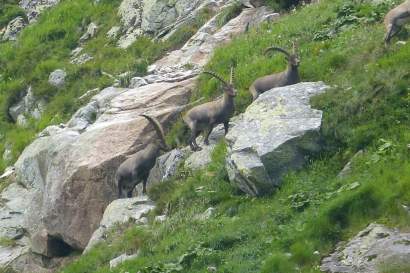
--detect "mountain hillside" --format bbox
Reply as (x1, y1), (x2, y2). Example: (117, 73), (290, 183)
(0, 0), (409, 272)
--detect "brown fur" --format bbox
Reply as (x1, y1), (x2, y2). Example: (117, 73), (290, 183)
(116, 114), (169, 198)
(249, 44), (300, 101)
(384, 0), (410, 45)
(183, 69), (237, 151)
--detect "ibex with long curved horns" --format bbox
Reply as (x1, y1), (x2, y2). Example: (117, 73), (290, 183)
(116, 114), (169, 198)
(384, 0), (410, 45)
(183, 68), (237, 151)
(249, 43), (300, 101)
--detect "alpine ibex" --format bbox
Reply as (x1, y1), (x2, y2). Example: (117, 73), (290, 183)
(183, 68), (237, 151)
(384, 0), (410, 45)
(116, 114), (169, 198)
(249, 43), (300, 101)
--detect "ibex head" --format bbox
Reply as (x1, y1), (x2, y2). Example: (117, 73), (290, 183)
(203, 67), (237, 97)
(265, 42), (300, 67)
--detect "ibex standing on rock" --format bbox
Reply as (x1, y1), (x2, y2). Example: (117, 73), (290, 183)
(249, 43), (300, 101)
(116, 114), (169, 198)
(384, 0), (410, 45)
(183, 68), (237, 151)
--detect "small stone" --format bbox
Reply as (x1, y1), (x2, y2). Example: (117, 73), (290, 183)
(107, 26), (121, 39)
(109, 252), (139, 269)
(70, 47), (83, 57)
(207, 266), (217, 272)
(135, 217), (148, 225)
(0, 166), (15, 180)
(48, 69), (67, 88)
(129, 77), (148, 88)
(154, 215), (167, 223)
(79, 22), (98, 43)
(71, 53), (93, 65)
(195, 207), (215, 220)
(2, 17), (27, 41)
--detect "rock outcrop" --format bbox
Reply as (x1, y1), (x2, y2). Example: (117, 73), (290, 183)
(84, 196), (155, 253)
(1, 0), (60, 41)
(15, 79), (194, 251)
(0, 174), (61, 273)
(116, 0), (229, 48)
(19, 0), (60, 22)
(1, 16), (27, 41)
(8, 4), (273, 265)
(144, 125), (224, 193)
(225, 82), (328, 196)
(321, 223), (410, 273)
(184, 125), (225, 170)
(153, 6), (275, 68)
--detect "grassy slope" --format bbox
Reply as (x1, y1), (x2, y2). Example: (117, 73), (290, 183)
(60, 0), (410, 273)
(0, 0), (217, 172)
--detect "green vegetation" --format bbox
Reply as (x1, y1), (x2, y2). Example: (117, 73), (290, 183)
(0, 0), (26, 29)
(1, 0), (409, 272)
(0, 0), (218, 171)
(166, 6), (215, 51)
(60, 1), (410, 272)
(0, 236), (16, 247)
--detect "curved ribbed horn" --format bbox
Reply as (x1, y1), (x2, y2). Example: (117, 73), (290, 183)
(264, 47), (291, 57)
(202, 71), (228, 86)
(140, 114), (169, 151)
(229, 66), (234, 84)
(292, 41), (298, 54)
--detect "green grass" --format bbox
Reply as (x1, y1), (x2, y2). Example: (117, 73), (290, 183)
(0, 1), (26, 29)
(60, 0), (410, 272)
(0, 237), (16, 247)
(0, 0), (217, 171)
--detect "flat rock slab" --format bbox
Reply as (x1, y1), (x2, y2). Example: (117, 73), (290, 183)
(321, 223), (410, 273)
(225, 82), (328, 196)
(184, 124), (225, 170)
(84, 196), (155, 253)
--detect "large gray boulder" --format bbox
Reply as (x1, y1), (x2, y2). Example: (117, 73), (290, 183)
(84, 196), (155, 253)
(116, 0), (233, 48)
(14, 79), (195, 251)
(67, 86), (123, 131)
(225, 82), (328, 196)
(321, 223), (410, 273)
